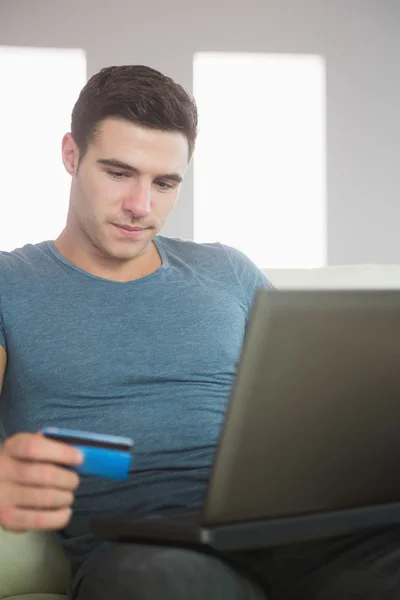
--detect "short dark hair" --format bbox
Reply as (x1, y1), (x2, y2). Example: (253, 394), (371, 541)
(71, 65), (198, 163)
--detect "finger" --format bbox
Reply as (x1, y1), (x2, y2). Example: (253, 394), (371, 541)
(3, 433), (83, 466)
(0, 482), (74, 509)
(0, 524), (27, 534)
(0, 455), (80, 490)
(0, 505), (72, 532)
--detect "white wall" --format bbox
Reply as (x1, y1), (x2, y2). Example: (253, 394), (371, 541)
(0, 0), (399, 264)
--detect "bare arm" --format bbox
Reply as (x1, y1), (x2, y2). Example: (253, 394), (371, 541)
(0, 344), (6, 394)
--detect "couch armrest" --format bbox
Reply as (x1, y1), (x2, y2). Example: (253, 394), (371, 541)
(0, 528), (70, 598)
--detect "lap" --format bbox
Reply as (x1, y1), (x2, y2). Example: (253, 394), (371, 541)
(72, 525), (400, 600)
(72, 542), (266, 600)
(240, 524), (400, 599)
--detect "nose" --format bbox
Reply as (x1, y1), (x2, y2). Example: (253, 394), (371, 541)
(122, 180), (152, 218)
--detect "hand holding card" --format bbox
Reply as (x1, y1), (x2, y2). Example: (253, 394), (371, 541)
(42, 427), (134, 480)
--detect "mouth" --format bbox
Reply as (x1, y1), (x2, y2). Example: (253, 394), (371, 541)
(116, 224), (147, 231)
(112, 224), (150, 238)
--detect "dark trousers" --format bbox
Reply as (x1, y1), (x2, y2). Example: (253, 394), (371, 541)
(72, 525), (400, 599)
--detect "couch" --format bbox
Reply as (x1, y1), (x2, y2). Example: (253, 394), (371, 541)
(1, 264), (400, 599)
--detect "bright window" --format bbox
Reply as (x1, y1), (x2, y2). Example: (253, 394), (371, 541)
(0, 47), (86, 251)
(193, 52), (326, 268)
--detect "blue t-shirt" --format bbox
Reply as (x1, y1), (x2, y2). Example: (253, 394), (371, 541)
(0, 235), (271, 569)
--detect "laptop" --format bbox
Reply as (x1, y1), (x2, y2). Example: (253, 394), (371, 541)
(90, 289), (400, 552)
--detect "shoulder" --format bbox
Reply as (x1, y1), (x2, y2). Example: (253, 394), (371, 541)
(0, 241), (49, 265)
(156, 235), (227, 262)
(0, 241), (50, 283)
(157, 236), (273, 312)
(157, 236), (265, 271)
(0, 241), (51, 348)
(219, 244), (272, 285)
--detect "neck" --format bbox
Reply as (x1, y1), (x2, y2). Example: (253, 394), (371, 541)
(54, 230), (162, 282)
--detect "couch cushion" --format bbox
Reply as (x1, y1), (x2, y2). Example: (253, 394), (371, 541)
(263, 264), (400, 290)
(0, 529), (69, 599)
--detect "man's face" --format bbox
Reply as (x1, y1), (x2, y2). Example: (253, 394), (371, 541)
(62, 117), (189, 262)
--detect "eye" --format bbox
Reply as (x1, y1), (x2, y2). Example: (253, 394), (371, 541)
(155, 180), (175, 191)
(107, 170), (129, 180)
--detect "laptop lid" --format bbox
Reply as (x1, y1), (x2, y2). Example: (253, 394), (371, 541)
(202, 289), (400, 527)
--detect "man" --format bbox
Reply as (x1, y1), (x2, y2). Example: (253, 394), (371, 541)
(0, 65), (399, 600)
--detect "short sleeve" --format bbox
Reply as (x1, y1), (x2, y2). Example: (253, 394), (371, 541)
(221, 244), (274, 315)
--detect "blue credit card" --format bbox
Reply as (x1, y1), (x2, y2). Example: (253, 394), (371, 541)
(42, 427), (134, 480)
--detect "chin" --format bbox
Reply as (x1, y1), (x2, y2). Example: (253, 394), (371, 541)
(107, 247), (142, 261)
(108, 241), (150, 261)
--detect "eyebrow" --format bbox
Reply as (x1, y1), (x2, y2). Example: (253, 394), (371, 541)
(97, 158), (183, 184)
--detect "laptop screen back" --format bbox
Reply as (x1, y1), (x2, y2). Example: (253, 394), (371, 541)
(203, 290), (400, 526)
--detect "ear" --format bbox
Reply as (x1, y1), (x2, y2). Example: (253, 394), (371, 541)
(62, 133), (80, 175)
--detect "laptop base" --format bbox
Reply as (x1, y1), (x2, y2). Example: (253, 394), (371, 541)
(90, 502), (400, 552)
